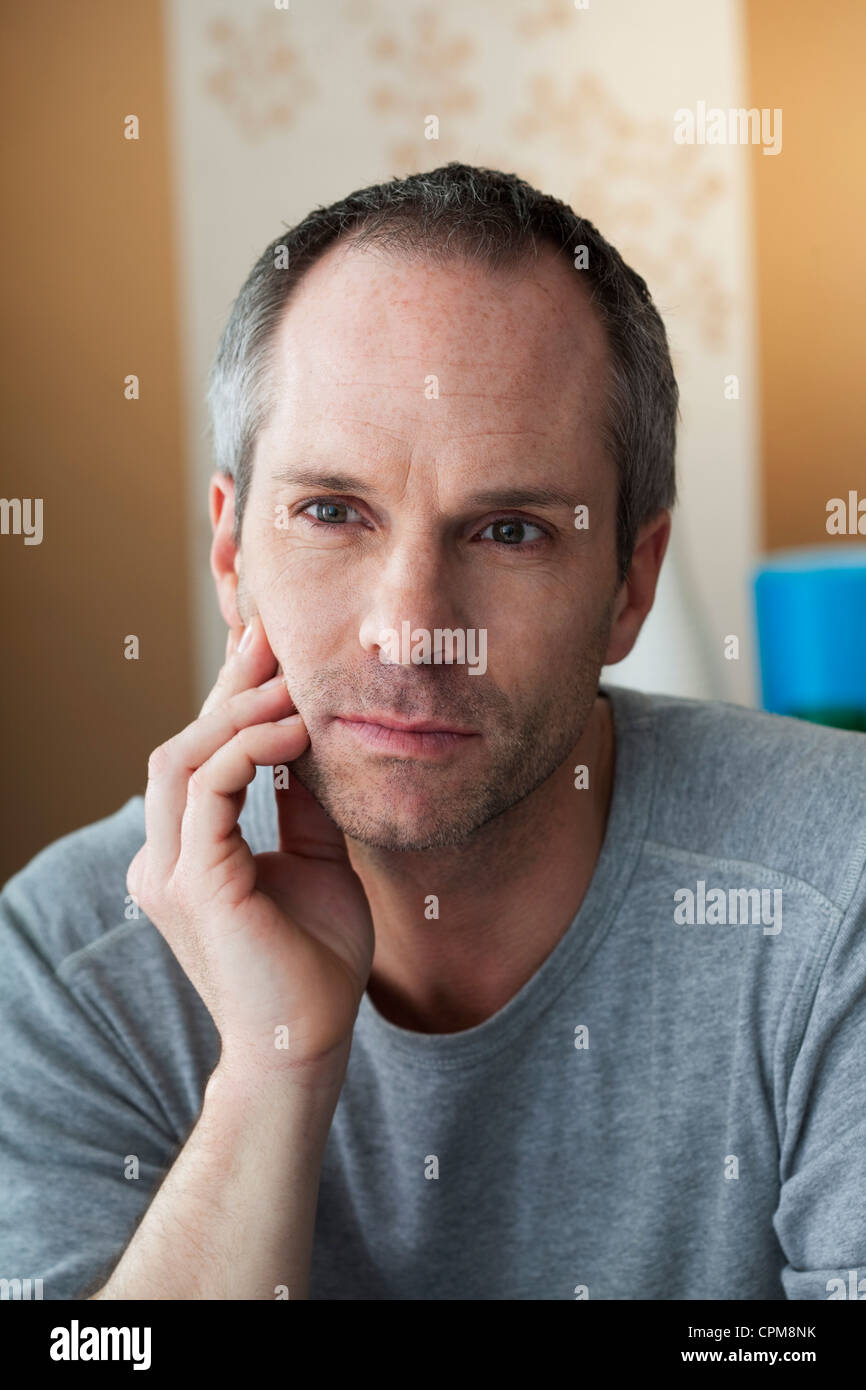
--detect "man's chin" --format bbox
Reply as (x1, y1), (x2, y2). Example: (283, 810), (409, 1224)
(340, 815), (480, 854)
(289, 751), (495, 852)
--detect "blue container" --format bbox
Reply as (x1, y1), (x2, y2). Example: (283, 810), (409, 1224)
(752, 545), (866, 730)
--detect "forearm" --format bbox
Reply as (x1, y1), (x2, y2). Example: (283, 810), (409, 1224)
(91, 1057), (347, 1301)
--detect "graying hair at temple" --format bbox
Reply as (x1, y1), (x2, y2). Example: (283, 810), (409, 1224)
(206, 161), (680, 584)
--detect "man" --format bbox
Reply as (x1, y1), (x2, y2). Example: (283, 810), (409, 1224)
(1, 163), (864, 1301)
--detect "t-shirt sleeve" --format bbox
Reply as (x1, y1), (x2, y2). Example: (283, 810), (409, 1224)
(774, 853), (866, 1300)
(0, 850), (190, 1300)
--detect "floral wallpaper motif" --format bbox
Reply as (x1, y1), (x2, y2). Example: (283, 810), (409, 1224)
(203, 13), (316, 140)
(515, 0), (581, 39)
(368, 9), (479, 172)
(200, 3), (731, 346)
(512, 74), (733, 349)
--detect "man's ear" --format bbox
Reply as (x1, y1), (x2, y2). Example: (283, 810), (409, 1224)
(209, 471), (244, 631)
(603, 510), (672, 667)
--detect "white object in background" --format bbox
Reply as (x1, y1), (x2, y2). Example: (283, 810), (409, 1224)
(601, 521), (730, 703)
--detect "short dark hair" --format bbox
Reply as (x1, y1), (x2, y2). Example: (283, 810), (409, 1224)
(207, 162), (679, 583)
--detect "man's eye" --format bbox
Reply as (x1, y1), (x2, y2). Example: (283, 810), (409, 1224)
(478, 518), (546, 545)
(302, 500), (362, 525)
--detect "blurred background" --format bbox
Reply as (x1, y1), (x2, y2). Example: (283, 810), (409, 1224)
(2, 0), (865, 883)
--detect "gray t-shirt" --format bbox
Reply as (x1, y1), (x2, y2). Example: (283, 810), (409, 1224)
(1, 682), (865, 1301)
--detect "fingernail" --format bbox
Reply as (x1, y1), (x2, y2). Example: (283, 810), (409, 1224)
(259, 674), (285, 689)
(238, 623), (253, 654)
(276, 714), (303, 725)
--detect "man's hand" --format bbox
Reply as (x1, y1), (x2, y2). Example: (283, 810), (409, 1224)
(127, 613), (375, 1079)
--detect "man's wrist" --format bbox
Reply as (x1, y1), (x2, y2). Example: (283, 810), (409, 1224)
(208, 1041), (352, 1107)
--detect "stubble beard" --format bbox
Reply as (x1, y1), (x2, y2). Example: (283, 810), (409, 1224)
(289, 635), (610, 853)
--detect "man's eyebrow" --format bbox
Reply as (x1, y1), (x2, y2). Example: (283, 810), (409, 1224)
(270, 467), (382, 498)
(271, 470), (578, 512)
(464, 486), (578, 510)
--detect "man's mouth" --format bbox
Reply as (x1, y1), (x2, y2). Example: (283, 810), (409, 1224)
(331, 711), (480, 758)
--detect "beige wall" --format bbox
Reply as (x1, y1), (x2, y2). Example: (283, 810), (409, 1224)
(745, 0), (866, 551)
(0, 1), (192, 883)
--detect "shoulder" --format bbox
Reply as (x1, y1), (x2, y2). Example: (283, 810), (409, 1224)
(605, 683), (866, 915)
(0, 763), (278, 975)
(0, 795), (147, 970)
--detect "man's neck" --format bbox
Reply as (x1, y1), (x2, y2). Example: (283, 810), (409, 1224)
(346, 692), (616, 1034)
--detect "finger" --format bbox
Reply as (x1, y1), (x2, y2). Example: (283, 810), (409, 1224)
(127, 844), (146, 900)
(199, 613), (278, 719)
(180, 716), (310, 878)
(143, 676), (296, 883)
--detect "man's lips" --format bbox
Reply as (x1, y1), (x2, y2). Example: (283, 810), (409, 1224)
(339, 711), (478, 735)
(331, 711), (480, 757)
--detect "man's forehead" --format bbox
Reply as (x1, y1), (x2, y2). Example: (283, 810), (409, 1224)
(249, 242), (616, 517)
(271, 240), (607, 380)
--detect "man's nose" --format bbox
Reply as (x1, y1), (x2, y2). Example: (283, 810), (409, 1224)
(357, 540), (461, 665)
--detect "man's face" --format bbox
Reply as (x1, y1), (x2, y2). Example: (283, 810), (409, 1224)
(237, 239), (619, 851)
